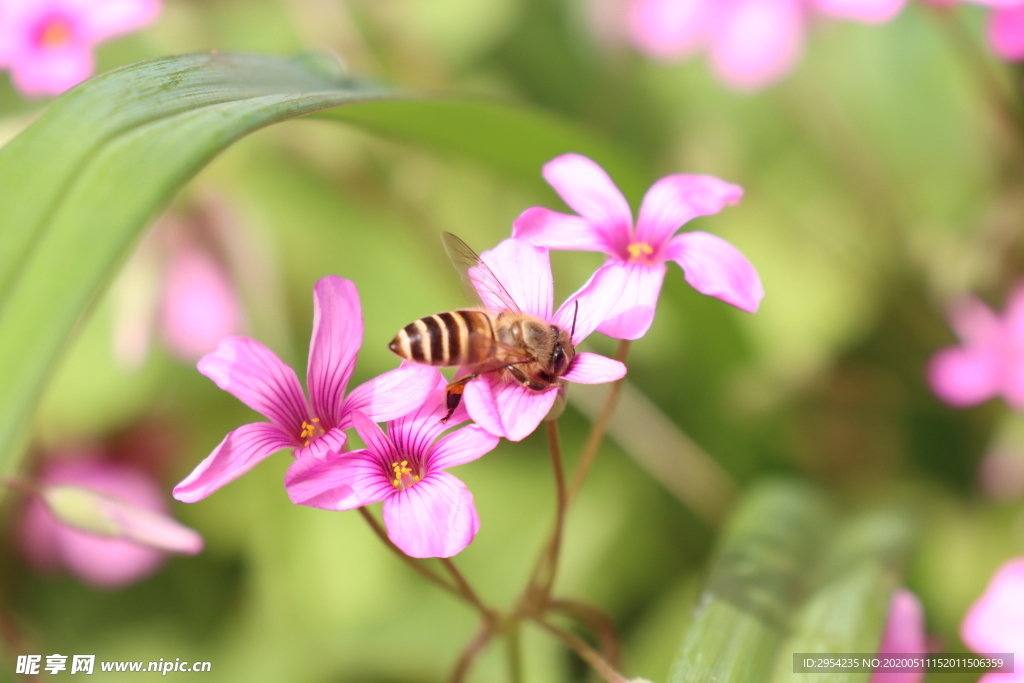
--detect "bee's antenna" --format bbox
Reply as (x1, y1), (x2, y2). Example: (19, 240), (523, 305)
(571, 300), (579, 338)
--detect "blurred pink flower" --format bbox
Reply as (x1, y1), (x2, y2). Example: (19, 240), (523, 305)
(458, 238), (628, 442)
(286, 371), (498, 558)
(174, 276), (437, 503)
(159, 242), (244, 362)
(513, 154), (762, 340)
(20, 455), (200, 589)
(623, 0), (907, 91)
(961, 558), (1024, 683)
(928, 284), (1024, 409)
(0, 0), (161, 98)
(989, 4), (1024, 61)
(871, 588), (927, 683)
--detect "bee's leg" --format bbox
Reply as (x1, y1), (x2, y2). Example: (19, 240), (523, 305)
(506, 365), (547, 391)
(441, 375), (476, 424)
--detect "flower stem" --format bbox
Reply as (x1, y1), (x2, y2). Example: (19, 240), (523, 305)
(539, 419), (568, 600)
(440, 557), (495, 622)
(450, 622), (495, 683)
(548, 599), (622, 669)
(357, 507), (460, 600)
(568, 340), (631, 503)
(534, 619), (629, 683)
(506, 617), (524, 683)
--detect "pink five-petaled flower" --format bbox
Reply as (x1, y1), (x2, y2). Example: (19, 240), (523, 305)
(285, 370), (498, 558)
(0, 0), (161, 98)
(513, 154), (763, 341)
(457, 237), (629, 442)
(871, 588), (927, 683)
(928, 284), (1024, 410)
(624, 0), (908, 91)
(173, 276), (437, 503)
(961, 558), (1024, 683)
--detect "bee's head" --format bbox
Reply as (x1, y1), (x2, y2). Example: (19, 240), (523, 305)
(550, 326), (575, 377)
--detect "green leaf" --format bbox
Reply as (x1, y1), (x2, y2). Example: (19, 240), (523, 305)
(669, 480), (834, 683)
(0, 52), (641, 478)
(770, 511), (915, 683)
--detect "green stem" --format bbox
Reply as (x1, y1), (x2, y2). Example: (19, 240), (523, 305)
(534, 619), (629, 683)
(567, 340), (631, 504)
(506, 618), (523, 683)
(450, 622), (495, 683)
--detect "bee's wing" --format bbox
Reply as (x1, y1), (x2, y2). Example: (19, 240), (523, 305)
(443, 232), (522, 313)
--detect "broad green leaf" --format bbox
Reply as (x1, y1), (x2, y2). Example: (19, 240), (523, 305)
(770, 511), (916, 683)
(669, 480), (833, 683)
(0, 52), (641, 478)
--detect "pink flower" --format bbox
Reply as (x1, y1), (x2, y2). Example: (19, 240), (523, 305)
(173, 276), (437, 503)
(285, 371), (498, 558)
(871, 588), (927, 683)
(624, 0), (907, 91)
(961, 558), (1024, 683)
(20, 455), (201, 589)
(928, 284), (1024, 409)
(455, 238), (629, 441)
(513, 154), (762, 341)
(0, 0), (161, 98)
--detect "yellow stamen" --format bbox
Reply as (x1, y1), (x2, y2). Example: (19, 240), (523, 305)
(390, 461), (420, 489)
(299, 418), (324, 447)
(627, 242), (655, 262)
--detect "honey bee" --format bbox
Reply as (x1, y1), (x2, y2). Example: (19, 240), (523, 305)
(389, 233), (577, 423)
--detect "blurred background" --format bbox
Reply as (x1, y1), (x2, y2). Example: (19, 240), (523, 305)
(1, 0), (1023, 681)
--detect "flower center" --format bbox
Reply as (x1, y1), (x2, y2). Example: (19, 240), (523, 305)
(390, 460), (421, 490)
(37, 18), (74, 49)
(626, 242), (656, 265)
(299, 418), (325, 446)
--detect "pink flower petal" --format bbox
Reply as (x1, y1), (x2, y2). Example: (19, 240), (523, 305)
(1002, 281), (1024, 339)
(871, 588), (926, 683)
(97, 497), (203, 554)
(627, 0), (711, 60)
(475, 238), (554, 319)
(198, 337), (309, 432)
(961, 558), (1024, 655)
(464, 375), (559, 442)
(989, 5), (1024, 61)
(173, 422), (294, 503)
(77, 0), (161, 42)
(512, 207), (616, 254)
(928, 347), (1001, 407)
(351, 411), (398, 461)
(554, 261), (631, 344)
(9, 46), (95, 98)
(307, 276), (362, 428)
(709, 0), (805, 92)
(541, 154), (635, 253)
(285, 450), (393, 511)
(57, 523), (165, 589)
(948, 296), (1001, 345)
(563, 352), (627, 384)
(160, 242), (243, 362)
(382, 472), (480, 558)
(340, 363), (439, 429)
(592, 262), (666, 341)
(428, 425), (500, 470)
(634, 174), (744, 250)
(811, 0), (907, 23)
(665, 231), (764, 312)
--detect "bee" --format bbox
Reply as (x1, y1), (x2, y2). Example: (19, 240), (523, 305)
(389, 233), (577, 423)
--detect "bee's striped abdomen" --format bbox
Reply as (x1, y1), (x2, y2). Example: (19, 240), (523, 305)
(389, 310), (496, 367)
